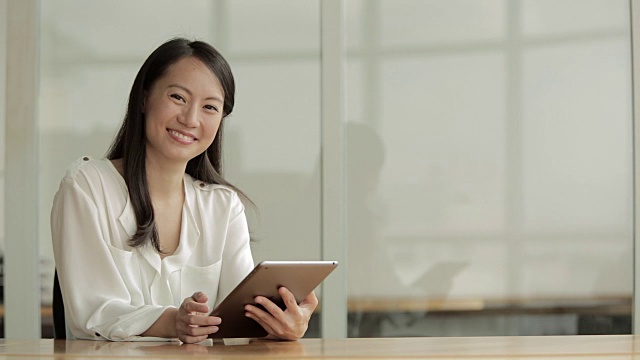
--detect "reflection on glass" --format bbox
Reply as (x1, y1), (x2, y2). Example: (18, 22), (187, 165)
(346, 0), (632, 337)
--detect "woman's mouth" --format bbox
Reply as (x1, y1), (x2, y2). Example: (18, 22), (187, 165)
(168, 129), (197, 143)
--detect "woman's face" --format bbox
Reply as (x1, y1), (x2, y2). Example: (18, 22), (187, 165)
(144, 56), (224, 167)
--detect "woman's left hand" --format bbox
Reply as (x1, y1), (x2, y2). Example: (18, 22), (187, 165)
(244, 287), (318, 341)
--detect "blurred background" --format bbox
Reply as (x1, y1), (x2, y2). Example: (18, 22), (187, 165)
(0, 0), (634, 337)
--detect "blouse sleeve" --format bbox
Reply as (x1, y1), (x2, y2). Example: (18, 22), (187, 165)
(215, 192), (255, 306)
(51, 173), (171, 341)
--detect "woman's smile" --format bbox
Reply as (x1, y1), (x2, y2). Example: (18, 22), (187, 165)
(167, 128), (197, 144)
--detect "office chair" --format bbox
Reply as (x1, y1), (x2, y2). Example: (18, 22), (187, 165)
(52, 270), (66, 339)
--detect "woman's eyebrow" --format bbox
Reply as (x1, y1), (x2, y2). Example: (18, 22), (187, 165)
(168, 84), (223, 103)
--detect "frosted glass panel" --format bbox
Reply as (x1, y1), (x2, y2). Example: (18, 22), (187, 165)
(522, 40), (632, 232)
(347, 0), (632, 337)
(40, 0), (214, 58)
(224, 54), (321, 264)
(39, 0), (320, 337)
(347, 0), (506, 51)
(226, 62), (320, 173)
(228, 0), (319, 53)
(378, 53), (507, 235)
(380, 0), (505, 47)
(29, 0), (637, 340)
(521, 0), (628, 36)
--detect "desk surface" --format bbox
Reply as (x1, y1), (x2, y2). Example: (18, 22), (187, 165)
(1, 336), (640, 359)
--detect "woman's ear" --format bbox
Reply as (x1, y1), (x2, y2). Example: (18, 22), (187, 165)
(142, 91), (147, 113)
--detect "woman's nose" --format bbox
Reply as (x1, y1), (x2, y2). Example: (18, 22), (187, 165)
(179, 105), (198, 127)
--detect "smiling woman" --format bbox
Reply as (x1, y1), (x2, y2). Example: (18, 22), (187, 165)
(144, 58), (224, 166)
(49, 38), (318, 343)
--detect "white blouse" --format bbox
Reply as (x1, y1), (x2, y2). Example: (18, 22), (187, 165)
(50, 157), (254, 341)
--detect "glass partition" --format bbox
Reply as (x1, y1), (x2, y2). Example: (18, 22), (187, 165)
(345, 0), (633, 336)
(17, 0), (636, 339)
(38, 0), (321, 337)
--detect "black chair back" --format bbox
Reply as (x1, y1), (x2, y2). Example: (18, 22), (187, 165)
(52, 271), (66, 339)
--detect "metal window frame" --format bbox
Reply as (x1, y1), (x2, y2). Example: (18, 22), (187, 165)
(4, 0), (41, 339)
(320, 0), (347, 338)
(631, 0), (640, 334)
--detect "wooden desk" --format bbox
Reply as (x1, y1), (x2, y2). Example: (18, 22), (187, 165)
(1, 336), (640, 359)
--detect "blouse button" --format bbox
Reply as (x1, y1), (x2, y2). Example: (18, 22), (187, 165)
(199, 183), (205, 188)
(83, 156), (89, 161)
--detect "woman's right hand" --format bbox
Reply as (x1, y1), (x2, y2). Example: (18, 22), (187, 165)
(176, 292), (221, 344)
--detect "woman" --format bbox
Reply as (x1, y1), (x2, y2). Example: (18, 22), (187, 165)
(51, 38), (317, 343)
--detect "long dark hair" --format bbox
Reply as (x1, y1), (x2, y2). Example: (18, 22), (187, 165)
(106, 38), (252, 253)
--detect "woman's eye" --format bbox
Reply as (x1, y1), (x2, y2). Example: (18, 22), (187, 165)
(170, 94), (185, 102)
(204, 104), (219, 112)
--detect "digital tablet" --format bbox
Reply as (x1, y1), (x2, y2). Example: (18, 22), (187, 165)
(208, 260), (338, 339)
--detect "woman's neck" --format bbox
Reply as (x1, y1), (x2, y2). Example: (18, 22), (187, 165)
(145, 157), (186, 202)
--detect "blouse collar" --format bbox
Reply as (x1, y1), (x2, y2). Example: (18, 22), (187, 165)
(118, 174), (201, 275)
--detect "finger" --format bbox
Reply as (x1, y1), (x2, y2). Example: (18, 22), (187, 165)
(300, 291), (319, 309)
(245, 308), (280, 338)
(273, 289), (304, 322)
(184, 301), (210, 314)
(254, 296), (287, 322)
(180, 334), (209, 344)
(180, 293), (210, 314)
(176, 322), (219, 337)
(279, 287), (299, 310)
(245, 304), (285, 334)
(179, 314), (221, 327)
(277, 288), (312, 322)
(191, 291), (209, 303)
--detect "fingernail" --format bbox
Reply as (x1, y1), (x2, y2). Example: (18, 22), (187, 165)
(245, 312), (251, 317)
(245, 305), (251, 311)
(255, 297), (261, 303)
(212, 327), (219, 333)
